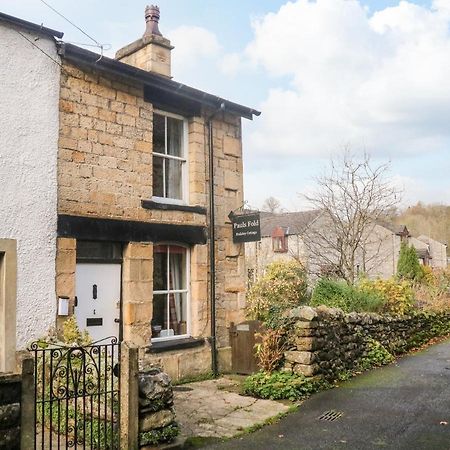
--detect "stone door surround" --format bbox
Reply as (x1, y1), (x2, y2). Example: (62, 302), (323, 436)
(0, 239), (17, 373)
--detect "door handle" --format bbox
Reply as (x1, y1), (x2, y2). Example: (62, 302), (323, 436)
(114, 318), (120, 323)
(74, 296), (78, 307)
(93, 284), (97, 299)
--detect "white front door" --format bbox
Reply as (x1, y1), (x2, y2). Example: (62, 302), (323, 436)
(75, 263), (121, 343)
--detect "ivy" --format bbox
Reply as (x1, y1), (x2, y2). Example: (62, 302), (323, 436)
(139, 423), (179, 446)
(243, 371), (332, 401)
(358, 339), (394, 371)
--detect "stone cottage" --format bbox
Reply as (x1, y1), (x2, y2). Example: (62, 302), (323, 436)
(0, 7), (259, 380)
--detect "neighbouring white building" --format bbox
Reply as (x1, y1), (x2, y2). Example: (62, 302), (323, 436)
(0, 13), (63, 371)
(246, 212), (448, 284)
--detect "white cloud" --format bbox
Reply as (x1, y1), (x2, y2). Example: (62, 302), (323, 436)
(243, 0), (450, 158)
(168, 25), (220, 73)
(218, 52), (241, 76)
(391, 174), (450, 206)
(433, 0), (450, 19)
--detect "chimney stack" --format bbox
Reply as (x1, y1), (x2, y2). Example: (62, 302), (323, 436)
(115, 5), (173, 78)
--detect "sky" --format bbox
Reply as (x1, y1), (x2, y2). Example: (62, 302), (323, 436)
(1, 0), (449, 211)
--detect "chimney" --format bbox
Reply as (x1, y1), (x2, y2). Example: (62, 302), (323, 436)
(115, 5), (174, 77)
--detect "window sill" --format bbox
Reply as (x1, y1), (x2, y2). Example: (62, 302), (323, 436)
(146, 337), (205, 354)
(141, 200), (207, 215)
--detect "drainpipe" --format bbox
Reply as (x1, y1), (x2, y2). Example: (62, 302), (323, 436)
(207, 103), (225, 378)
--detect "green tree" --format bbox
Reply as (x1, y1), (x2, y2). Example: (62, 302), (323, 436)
(397, 242), (423, 281)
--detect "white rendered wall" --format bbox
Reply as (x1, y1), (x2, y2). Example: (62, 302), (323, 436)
(424, 237), (448, 269)
(0, 23), (60, 349)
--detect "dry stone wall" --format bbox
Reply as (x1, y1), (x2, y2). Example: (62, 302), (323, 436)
(0, 374), (21, 450)
(283, 306), (450, 379)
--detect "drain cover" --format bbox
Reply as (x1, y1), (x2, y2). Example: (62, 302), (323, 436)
(318, 410), (343, 421)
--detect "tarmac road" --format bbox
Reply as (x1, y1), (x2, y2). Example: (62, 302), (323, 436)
(203, 338), (450, 450)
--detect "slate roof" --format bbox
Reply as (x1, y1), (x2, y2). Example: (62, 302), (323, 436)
(376, 220), (410, 236)
(260, 211), (321, 237)
(417, 234), (447, 245)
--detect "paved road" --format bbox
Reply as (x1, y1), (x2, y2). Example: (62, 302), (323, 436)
(204, 338), (450, 450)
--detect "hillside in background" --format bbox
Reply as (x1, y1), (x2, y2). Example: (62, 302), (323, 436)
(394, 203), (450, 256)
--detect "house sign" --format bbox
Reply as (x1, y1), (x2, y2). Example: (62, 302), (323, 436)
(230, 212), (261, 243)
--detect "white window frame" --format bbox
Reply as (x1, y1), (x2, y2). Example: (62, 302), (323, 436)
(152, 243), (191, 342)
(152, 109), (189, 205)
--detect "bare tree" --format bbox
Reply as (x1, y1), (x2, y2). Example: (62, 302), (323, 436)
(262, 196), (283, 213)
(303, 152), (401, 284)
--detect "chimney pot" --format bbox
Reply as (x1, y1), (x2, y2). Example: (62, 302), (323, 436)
(144, 5), (162, 37)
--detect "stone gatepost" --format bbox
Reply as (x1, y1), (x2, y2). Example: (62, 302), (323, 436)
(120, 342), (139, 450)
(283, 306), (321, 377)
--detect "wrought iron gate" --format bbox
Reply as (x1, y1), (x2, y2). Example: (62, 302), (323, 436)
(29, 338), (120, 449)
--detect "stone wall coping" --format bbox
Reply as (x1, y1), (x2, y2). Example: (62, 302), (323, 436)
(295, 306), (450, 322)
(0, 373), (21, 383)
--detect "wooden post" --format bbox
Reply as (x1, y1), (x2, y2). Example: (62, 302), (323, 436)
(120, 342), (139, 450)
(20, 357), (35, 450)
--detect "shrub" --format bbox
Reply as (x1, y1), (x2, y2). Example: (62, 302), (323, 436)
(62, 316), (92, 345)
(243, 371), (331, 401)
(310, 278), (384, 313)
(246, 261), (308, 323)
(359, 278), (415, 315)
(414, 267), (450, 311)
(421, 265), (435, 286)
(358, 338), (394, 370)
(254, 329), (286, 373)
(397, 242), (424, 281)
